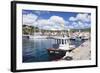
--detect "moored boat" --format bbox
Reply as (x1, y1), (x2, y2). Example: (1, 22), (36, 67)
(47, 35), (75, 61)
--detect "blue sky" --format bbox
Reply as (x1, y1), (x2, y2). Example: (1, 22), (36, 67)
(22, 10), (77, 20)
(22, 10), (91, 30)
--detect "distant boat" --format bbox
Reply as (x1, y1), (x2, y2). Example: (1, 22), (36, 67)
(22, 35), (29, 39)
(75, 30), (83, 41)
(29, 35), (47, 39)
(75, 36), (82, 41)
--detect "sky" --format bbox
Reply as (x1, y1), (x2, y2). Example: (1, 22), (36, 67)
(22, 10), (91, 30)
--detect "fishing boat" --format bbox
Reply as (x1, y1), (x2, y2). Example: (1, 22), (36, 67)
(47, 35), (75, 61)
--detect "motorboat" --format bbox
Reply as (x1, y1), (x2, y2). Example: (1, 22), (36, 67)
(47, 35), (75, 61)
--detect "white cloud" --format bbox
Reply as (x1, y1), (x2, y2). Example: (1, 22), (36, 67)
(32, 15), (67, 30)
(37, 19), (54, 26)
(69, 17), (76, 21)
(23, 13), (38, 26)
(50, 16), (66, 24)
(69, 13), (91, 23)
(78, 21), (84, 28)
(76, 13), (91, 22)
(84, 23), (91, 28)
(69, 13), (91, 29)
(70, 21), (91, 29)
(71, 22), (79, 28)
(23, 13), (91, 30)
(33, 19), (55, 29)
(37, 19), (64, 30)
(23, 14), (67, 30)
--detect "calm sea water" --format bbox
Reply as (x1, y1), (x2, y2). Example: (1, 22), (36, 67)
(22, 38), (85, 63)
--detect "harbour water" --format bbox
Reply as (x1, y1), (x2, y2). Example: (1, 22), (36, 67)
(22, 37), (86, 63)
